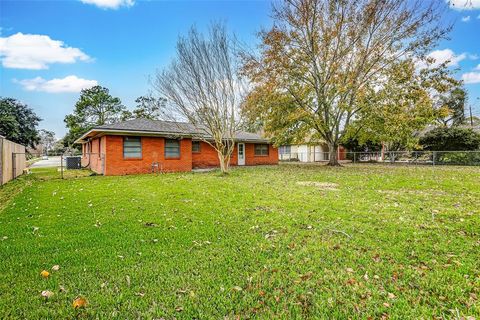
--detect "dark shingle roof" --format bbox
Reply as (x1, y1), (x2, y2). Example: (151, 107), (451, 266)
(95, 118), (199, 134)
(83, 118), (269, 142)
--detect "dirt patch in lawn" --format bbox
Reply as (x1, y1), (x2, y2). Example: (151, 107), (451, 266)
(296, 181), (340, 191)
(378, 189), (449, 197)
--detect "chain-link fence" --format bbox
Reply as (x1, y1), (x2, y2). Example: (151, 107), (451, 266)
(280, 150), (480, 166)
(16, 152), (96, 181)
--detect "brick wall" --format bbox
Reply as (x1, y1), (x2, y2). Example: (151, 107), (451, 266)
(245, 143), (278, 165)
(192, 141), (238, 168)
(338, 146), (347, 160)
(104, 135), (192, 175)
(81, 136), (105, 174)
(193, 142), (278, 167)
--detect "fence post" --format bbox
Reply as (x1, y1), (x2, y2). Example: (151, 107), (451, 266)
(12, 153), (16, 181)
(61, 155), (64, 179)
(432, 151), (436, 166)
(353, 152), (356, 163)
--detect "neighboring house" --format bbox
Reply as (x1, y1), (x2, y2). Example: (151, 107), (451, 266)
(75, 119), (278, 175)
(279, 144), (347, 162)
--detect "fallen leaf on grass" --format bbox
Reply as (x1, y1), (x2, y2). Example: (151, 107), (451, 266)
(72, 297), (88, 309)
(392, 272), (399, 282)
(383, 302), (390, 307)
(346, 268), (354, 273)
(144, 222), (157, 227)
(387, 292), (396, 299)
(41, 290), (54, 299)
(232, 286), (243, 292)
(299, 271), (313, 281)
(175, 306), (183, 312)
(134, 292), (145, 297)
(51, 265), (60, 271)
(40, 270), (50, 278)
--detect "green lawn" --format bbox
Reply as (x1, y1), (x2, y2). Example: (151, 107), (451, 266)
(0, 164), (479, 319)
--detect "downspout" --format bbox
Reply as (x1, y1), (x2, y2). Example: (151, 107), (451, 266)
(81, 140), (91, 169)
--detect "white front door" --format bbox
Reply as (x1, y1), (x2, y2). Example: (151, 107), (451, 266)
(238, 143), (245, 166)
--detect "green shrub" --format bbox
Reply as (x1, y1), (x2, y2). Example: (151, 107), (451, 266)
(420, 126), (480, 151)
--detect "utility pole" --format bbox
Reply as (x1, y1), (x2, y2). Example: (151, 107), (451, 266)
(469, 103), (474, 127)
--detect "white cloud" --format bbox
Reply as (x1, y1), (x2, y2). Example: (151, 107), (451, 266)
(426, 49), (467, 68)
(80, 0), (134, 9)
(15, 75), (97, 93)
(461, 15), (471, 21)
(462, 72), (480, 84)
(0, 33), (90, 69)
(475, 64), (480, 70)
(449, 0), (480, 10)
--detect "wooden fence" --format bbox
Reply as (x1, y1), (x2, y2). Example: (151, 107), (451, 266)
(0, 136), (26, 185)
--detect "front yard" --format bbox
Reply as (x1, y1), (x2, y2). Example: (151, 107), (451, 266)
(0, 164), (479, 318)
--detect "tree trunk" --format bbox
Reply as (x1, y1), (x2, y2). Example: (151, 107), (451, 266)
(218, 152), (229, 174)
(327, 142), (341, 166)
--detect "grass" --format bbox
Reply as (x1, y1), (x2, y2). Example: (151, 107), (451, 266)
(0, 164), (479, 319)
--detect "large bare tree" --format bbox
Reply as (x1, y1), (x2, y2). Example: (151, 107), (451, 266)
(154, 24), (244, 174)
(242, 0), (450, 165)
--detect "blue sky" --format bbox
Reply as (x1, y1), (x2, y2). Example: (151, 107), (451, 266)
(1, 0), (479, 137)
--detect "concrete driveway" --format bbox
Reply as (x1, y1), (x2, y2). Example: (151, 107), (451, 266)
(30, 156), (62, 168)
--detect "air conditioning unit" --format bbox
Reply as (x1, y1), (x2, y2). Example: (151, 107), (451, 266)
(65, 156), (81, 169)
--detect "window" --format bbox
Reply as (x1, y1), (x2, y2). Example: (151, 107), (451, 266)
(254, 144), (269, 156)
(192, 141), (201, 153)
(165, 139), (180, 158)
(279, 145), (291, 154)
(123, 136), (142, 158)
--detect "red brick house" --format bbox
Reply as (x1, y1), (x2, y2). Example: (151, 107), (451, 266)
(75, 118), (278, 175)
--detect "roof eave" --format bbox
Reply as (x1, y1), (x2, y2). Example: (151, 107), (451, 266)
(74, 128), (271, 144)
(74, 128), (197, 144)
